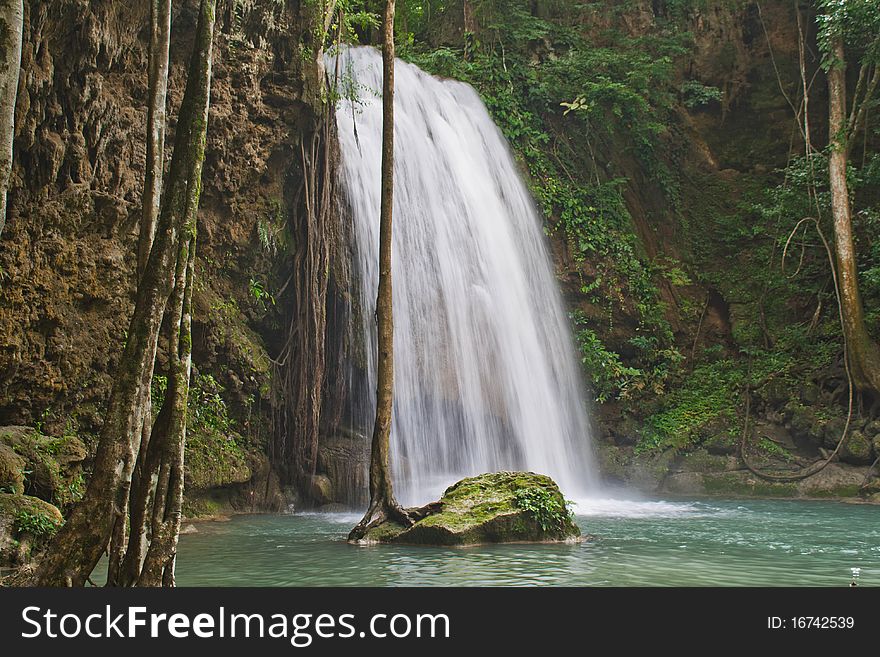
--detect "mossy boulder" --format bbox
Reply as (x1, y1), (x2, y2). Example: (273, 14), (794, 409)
(0, 426), (87, 509)
(0, 444), (26, 494)
(0, 493), (64, 567)
(361, 471), (581, 546)
(840, 430), (874, 466)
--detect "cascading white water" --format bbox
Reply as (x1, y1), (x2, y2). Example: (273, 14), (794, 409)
(332, 47), (597, 506)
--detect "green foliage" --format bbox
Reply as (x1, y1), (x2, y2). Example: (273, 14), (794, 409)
(680, 79), (723, 108)
(757, 437), (793, 461)
(257, 198), (286, 255)
(64, 472), (85, 504)
(151, 372), (234, 436)
(815, 0), (880, 69)
(573, 314), (642, 403)
(512, 486), (573, 532)
(556, 40), (683, 155)
(14, 509), (62, 538)
(248, 277), (275, 308)
(637, 359), (744, 453)
(637, 351), (794, 453)
(189, 374), (233, 435)
(182, 373), (251, 491)
(151, 374), (168, 411)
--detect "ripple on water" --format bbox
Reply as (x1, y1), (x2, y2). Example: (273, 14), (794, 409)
(167, 498), (878, 587)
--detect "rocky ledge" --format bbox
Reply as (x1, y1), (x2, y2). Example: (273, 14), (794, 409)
(360, 471), (582, 546)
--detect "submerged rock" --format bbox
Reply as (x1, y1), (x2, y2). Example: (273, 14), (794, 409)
(360, 471), (581, 546)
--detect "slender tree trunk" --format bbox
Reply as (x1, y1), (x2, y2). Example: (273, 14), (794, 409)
(827, 35), (880, 395)
(108, 0), (172, 587)
(0, 0), (22, 239)
(139, 234), (195, 586)
(349, 0), (411, 542)
(128, 0), (213, 587)
(32, 0), (216, 586)
(118, 387), (168, 585)
(139, 0), (172, 281)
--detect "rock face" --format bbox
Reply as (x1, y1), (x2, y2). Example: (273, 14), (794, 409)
(361, 472), (581, 546)
(0, 0), (346, 512)
(0, 492), (64, 567)
(0, 426), (87, 510)
(0, 443), (25, 494)
(598, 441), (880, 501)
(316, 431), (370, 507)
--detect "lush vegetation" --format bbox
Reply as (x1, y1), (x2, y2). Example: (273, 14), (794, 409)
(334, 0), (880, 459)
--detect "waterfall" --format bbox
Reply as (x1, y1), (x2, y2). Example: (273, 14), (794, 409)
(332, 47), (597, 506)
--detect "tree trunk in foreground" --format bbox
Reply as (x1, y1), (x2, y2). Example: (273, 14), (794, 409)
(0, 0), (23, 239)
(137, 232), (195, 586)
(122, 0), (213, 587)
(106, 0), (173, 587)
(349, 0), (412, 542)
(138, 0), (172, 281)
(827, 34), (880, 396)
(32, 0), (216, 586)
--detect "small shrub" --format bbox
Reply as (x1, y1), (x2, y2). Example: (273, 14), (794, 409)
(512, 487), (573, 532)
(15, 510), (62, 538)
(681, 80), (723, 108)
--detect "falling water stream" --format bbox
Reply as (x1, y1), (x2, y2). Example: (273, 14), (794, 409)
(333, 47), (596, 505)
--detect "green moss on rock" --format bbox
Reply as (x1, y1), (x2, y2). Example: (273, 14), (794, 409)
(0, 426), (87, 509)
(0, 444), (26, 494)
(0, 493), (64, 567)
(361, 472), (581, 546)
(840, 431), (874, 465)
(700, 472), (799, 497)
(184, 427), (251, 491)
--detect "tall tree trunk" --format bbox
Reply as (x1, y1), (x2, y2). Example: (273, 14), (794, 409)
(125, 0), (213, 588)
(107, 0), (173, 587)
(827, 34), (880, 395)
(32, 0), (216, 586)
(0, 0), (22, 239)
(138, 0), (172, 281)
(349, 0), (411, 542)
(138, 233), (195, 586)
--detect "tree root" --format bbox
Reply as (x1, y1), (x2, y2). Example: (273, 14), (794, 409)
(348, 499), (416, 542)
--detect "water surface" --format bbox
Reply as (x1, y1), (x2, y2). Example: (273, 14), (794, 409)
(172, 498), (879, 586)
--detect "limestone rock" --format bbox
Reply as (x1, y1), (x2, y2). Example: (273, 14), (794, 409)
(0, 444), (25, 495)
(0, 426), (87, 507)
(0, 493), (64, 567)
(840, 431), (874, 466)
(307, 474), (334, 506)
(361, 471), (581, 546)
(317, 431), (370, 507)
